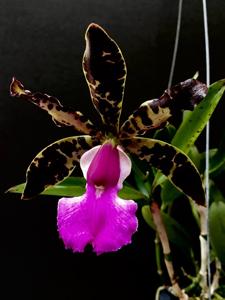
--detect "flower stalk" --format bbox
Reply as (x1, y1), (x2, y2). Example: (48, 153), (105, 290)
(155, 235), (163, 278)
(150, 201), (188, 300)
(197, 204), (209, 298)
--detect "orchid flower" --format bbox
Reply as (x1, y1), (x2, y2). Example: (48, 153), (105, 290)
(10, 23), (207, 254)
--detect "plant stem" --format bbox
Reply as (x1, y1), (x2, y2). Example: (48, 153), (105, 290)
(155, 235), (163, 278)
(210, 258), (221, 295)
(150, 201), (188, 300)
(202, 0), (211, 298)
(197, 204), (210, 299)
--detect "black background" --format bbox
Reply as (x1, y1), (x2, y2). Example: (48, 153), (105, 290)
(0, 0), (225, 299)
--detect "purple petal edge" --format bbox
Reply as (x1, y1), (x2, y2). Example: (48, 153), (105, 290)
(57, 185), (138, 255)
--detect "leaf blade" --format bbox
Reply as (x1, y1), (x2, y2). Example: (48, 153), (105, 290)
(172, 79), (225, 153)
(209, 131), (225, 174)
(8, 176), (145, 200)
(209, 201), (225, 264)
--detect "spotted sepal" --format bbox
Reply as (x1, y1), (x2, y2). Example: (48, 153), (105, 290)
(83, 23), (126, 136)
(122, 137), (205, 205)
(10, 77), (97, 135)
(120, 79), (207, 137)
(22, 135), (99, 199)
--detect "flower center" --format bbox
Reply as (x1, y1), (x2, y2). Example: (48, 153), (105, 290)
(87, 143), (120, 188)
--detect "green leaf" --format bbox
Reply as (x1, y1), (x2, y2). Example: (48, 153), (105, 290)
(209, 132), (225, 174)
(198, 148), (217, 174)
(161, 180), (182, 205)
(8, 176), (145, 200)
(209, 181), (225, 204)
(153, 124), (176, 143)
(142, 205), (192, 253)
(172, 79), (225, 153)
(209, 201), (225, 264)
(131, 158), (151, 197)
(118, 185), (146, 200)
(155, 80), (225, 202)
(7, 177), (86, 197)
(188, 145), (201, 170)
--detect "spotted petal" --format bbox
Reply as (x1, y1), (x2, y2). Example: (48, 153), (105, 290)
(120, 79), (207, 138)
(83, 23), (126, 135)
(10, 78), (97, 135)
(122, 137), (205, 205)
(22, 135), (98, 199)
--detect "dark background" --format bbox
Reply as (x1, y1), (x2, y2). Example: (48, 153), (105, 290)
(0, 0), (225, 299)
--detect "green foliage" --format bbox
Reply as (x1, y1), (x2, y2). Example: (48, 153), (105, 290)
(209, 181), (225, 204)
(209, 201), (225, 264)
(172, 79), (225, 153)
(7, 177), (86, 197)
(159, 80), (225, 207)
(142, 205), (192, 255)
(136, 79), (225, 298)
(8, 177), (145, 200)
(209, 132), (225, 175)
(131, 158), (152, 198)
(161, 180), (181, 205)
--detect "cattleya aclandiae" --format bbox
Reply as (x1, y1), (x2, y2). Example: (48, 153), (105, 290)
(11, 23), (207, 254)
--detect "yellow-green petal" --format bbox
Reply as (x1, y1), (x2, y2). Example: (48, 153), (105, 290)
(10, 78), (97, 135)
(83, 23), (126, 136)
(22, 135), (98, 199)
(120, 79), (207, 138)
(122, 137), (205, 205)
